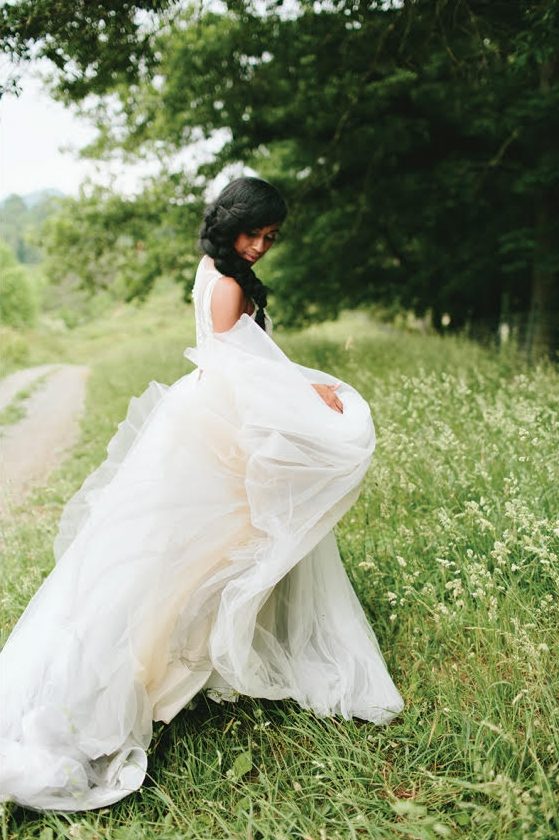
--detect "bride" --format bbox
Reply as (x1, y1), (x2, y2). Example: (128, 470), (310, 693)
(0, 176), (404, 811)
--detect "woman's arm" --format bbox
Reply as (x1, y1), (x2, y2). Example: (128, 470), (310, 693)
(211, 276), (343, 413)
(211, 276), (246, 332)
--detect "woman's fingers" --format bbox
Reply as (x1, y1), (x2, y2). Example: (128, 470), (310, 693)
(329, 394), (343, 413)
(329, 383), (343, 412)
(325, 384), (343, 412)
(311, 383), (343, 412)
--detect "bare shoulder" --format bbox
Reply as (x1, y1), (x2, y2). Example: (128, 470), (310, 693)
(211, 275), (245, 332)
(212, 275), (244, 307)
(213, 274), (242, 294)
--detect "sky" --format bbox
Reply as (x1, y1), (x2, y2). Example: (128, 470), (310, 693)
(1, 61), (93, 200)
(0, 58), (244, 205)
(0, 59), (168, 202)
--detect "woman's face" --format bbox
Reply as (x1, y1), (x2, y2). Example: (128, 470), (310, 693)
(233, 223), (280, 264)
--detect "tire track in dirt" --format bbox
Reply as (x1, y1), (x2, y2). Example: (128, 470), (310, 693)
(0, 364), (91, 515)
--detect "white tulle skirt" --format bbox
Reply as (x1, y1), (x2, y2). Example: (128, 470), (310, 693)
(0, 314), (403, 811)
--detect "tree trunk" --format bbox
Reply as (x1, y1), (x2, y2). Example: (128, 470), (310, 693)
(527, 201), (559, 360)
(527, 56), (559, 361)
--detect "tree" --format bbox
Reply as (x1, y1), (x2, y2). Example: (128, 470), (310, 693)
(0, 192), (64, 263)
(0, 0), (178, 98)
(39, 175), (204, 303)
(0, 241), (39, 327)
(511, 2), (559, 358)
(3, 0), (558, 356)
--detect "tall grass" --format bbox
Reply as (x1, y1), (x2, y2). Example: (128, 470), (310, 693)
(1, 286), (557, 839)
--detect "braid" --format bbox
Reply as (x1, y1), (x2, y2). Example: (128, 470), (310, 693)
(198, 177), (288, 331)
(200, 202), (270, 329)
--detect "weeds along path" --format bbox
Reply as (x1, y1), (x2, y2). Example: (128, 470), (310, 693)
(0, 364), (90, 516)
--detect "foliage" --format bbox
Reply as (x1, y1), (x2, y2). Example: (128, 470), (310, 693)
(0, 0), (179, 98)
(2, 0), (558, 355)
(1, 291), (558, 837)
(114, 0), (558, 338)
(0, 240), (40, 327)
(39, 177), (204, 305)
(0, 191), (64, 264)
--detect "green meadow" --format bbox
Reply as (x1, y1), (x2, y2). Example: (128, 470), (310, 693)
(1, 282), (558, 839)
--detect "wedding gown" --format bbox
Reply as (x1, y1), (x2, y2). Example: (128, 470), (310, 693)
(0, 255), (404, 811)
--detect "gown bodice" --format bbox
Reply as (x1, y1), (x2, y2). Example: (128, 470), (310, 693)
(192, 255), (273, 343)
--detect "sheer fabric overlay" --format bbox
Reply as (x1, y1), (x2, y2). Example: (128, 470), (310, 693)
(0, 255), (403, 811)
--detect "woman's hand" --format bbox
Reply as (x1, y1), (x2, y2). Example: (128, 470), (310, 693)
(311, 383), (344, 414)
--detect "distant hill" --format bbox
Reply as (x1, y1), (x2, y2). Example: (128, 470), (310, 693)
(0, 187), (66, 210)
(22, 188), (66, 209)
(0, 189), (66, 264)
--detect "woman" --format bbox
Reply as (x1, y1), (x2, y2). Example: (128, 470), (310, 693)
(0, 176), (403, 812)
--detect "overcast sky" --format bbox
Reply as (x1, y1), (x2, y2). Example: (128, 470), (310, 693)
(1, 61), (93, 200)
(0, 59), (165, 202)
(0, 57), (252, 204)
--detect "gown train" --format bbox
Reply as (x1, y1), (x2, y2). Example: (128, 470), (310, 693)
(0, 257), (403, 811)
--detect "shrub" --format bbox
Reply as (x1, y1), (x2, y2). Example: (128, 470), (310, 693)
(0, 241), (40, 327)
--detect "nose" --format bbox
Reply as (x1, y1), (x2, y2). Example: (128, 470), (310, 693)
(253, 236), (266, 253)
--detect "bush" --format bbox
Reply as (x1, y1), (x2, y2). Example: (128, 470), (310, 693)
(0, 326), (30, 375)
(0, 241), (40, 327)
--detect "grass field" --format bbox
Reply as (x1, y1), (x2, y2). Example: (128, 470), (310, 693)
(1, 282), (558, 839)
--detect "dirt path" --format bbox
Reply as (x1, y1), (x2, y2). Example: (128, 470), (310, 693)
(0, 364), (91, 515)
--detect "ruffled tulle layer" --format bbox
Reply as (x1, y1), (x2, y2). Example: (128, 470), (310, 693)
(0, 314), (403, 811)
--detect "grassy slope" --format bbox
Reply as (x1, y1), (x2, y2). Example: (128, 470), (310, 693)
(1, 284), (558, 839)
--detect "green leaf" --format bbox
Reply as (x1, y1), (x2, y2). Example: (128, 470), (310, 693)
(236, 794), (252, 813)
(232, 750), (253, 779)
(455, 812), (471, 826)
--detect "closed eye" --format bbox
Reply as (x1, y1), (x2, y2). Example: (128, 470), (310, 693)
(245, 228), (280, 241)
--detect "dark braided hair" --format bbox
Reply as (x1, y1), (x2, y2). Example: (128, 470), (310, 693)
(199, 177), (288, 330)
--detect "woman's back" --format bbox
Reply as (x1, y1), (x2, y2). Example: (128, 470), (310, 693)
(193, 255), (271, 343)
